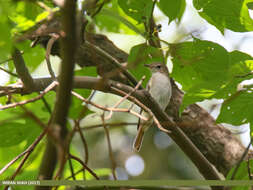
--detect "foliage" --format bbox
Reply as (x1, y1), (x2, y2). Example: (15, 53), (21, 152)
(0, 0), (253, 187)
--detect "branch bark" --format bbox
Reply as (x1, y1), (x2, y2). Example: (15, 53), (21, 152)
(36, 0), (77, 189)
(11, 48), (35, 91)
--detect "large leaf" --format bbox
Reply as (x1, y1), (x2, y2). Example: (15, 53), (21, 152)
(95, 0), (121, 33)
(98, 9), (145, 35)
(226, 161), (252, 189)
(217, 91), (253, 126)
(15, 41), (45, 72)
(0, 122), (32, 147)
(193, 0), (253, 33)
(128, 43), (163, 67)
(158, 0), (186, 24)
(0, 1), (13, 61)
(170, 39), (253, 112)
(9, 1), (44, 34)
(118, 0), (154, 23)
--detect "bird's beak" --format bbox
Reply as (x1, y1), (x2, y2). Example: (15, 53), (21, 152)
(144, 64), (151, 68)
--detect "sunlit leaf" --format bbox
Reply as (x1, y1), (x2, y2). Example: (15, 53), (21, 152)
(0, 0), (13, 61)
(15, 41), (45, 72)
(128, 43), (163, 67)
(170, 39), (253, 112)
(217, 90), (253, 125)
(0, 122), (31, 147)
(118, 0), (153, 23)
(86, 168), (112, 180)
(193, 0), (253, 33)
(158, 0), (186, 23)
(226, 161), (252, 190)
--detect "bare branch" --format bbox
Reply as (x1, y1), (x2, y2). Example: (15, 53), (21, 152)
(0, 66), (18, 77)
(82, 122), (138, 131)
(1, 126), (49, 190)
(69, 154), (100, 180)
(71, 90), (148, 121)
(105, 75), (145, 120)
(45, 34), (59, 79)
(37, 0), (77, 185)
(0, 81), (57, 110)
(11, 48), (35, 90)
(74, 120), (89, 165)
(231, 138), (253, 179)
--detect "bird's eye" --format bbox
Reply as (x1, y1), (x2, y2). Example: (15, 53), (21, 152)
(157, 65), (161, 69)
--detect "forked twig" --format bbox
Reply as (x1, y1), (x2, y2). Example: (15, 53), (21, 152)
(0, 81), (58, 110)
(105, 76), (145, 120)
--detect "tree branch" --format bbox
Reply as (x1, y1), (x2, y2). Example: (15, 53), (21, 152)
(11, 48), (35, 91)
(36, 0), (77, 188)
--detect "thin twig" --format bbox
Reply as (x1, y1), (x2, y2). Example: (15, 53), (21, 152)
(231, 138), (253, 179)
(247, 157), (252, 180)
(68, 158), (76, 180)
(0, 151), (28, 175)
(54, 126), (77, 180)
(101, 114), (117, 180)
(45, 34), (59, 79)
(82, 122), (138, 131)
(0, 81), (58, 110)
(71, 91), (148, 121)
(74, 120), (89, 165)
(0, 66), (18, 77)
(111, 86), (170, 133)
(65, 168), (84, 180)
(235, 71), (253, 78)
(0, 52), (24, 65)
(41, 96), (52, 114)
(85, 41), (141, 88)
(69, 154), (100, 180)
(105, 76), (145, 120)
(0, 127), (49, 176)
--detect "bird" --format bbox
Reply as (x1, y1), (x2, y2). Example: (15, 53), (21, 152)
(133, 62), (172, 151)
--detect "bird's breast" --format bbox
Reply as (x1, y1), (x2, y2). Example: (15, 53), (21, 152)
(148, 72), (172, 110)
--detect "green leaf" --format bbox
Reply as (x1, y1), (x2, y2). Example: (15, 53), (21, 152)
(226, 161), (252, 186)
(171, 39), (229, 91)
(217, 91), (253, 125)
(193, 0), (253, 33)
(170, 39), (253, 113)
(86, 168), (112, 180)
(16, 41), (45, 72)
(98, 9), (145, 36)
(128, 43), (163, 67)
(118, 0), (153, 23)
(128, 43), (164, 86)
(247, 2), (253, 9)
(95, 0), (121, 32)
(158, 0), (186, 23)
(0, 1), (14, 61)
(0, 122), (30, 147)
(9, 1), (44, 34)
